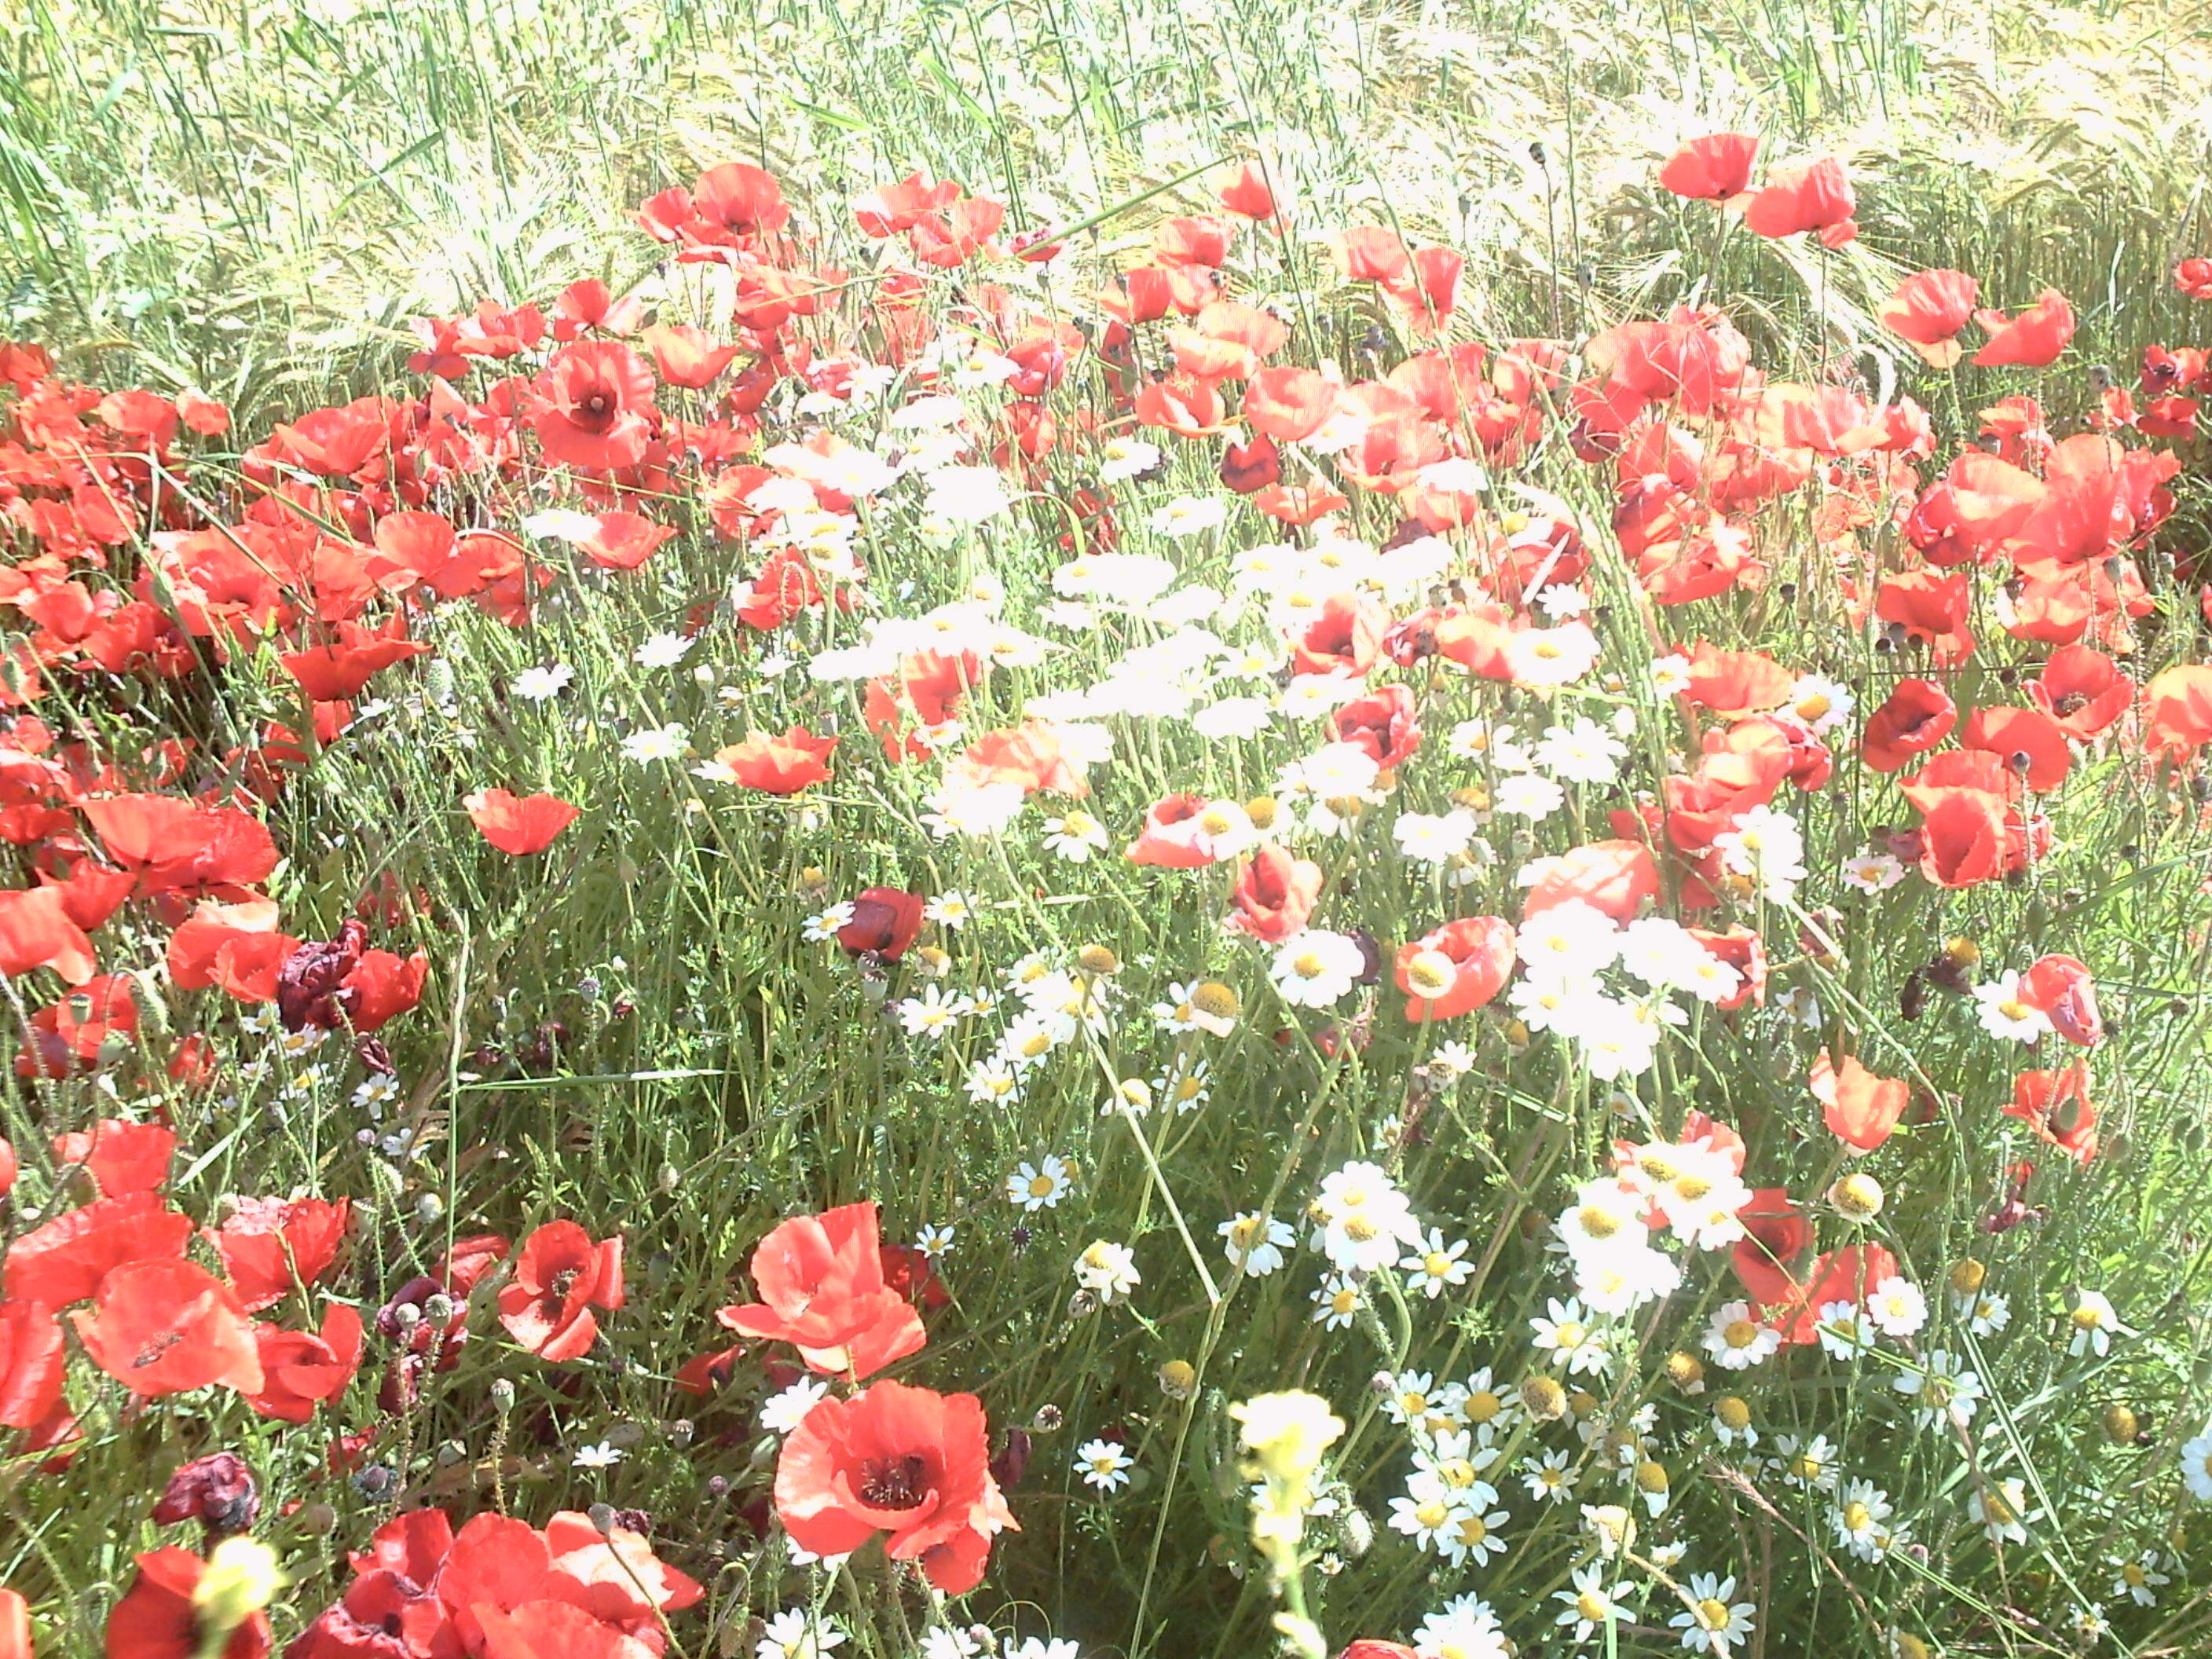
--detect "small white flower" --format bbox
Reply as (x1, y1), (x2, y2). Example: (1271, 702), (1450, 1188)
(1974, 972), (2055, 1042)
(512, 664), (574, 701)
(572, 1441), (624, 1470)
(914, 1223), (956, 1258)
(1219, 1212), (1295, 1277)
(756, 1609), (847, 1659)
(1008, 1155), (1074, 1211)
(621, 723), (690, 764)
(760, 1376), (831, 1434)
(1866, 1276), (1929, 1339)
(634, 632), (694, 668)
(1075, 1438), (1134, 1491)
(1075, 1240), (1140, 1302)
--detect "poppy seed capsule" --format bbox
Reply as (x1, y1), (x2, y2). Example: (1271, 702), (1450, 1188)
(2102, 1402), (2141, 1445)
(1829, 1173), (1884, 1220)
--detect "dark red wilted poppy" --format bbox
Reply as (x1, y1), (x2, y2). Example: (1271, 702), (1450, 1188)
(1226, 845), (1323, 943)
(465, 789), (580, 856)
(718, 1201), (925, 1379)
(106, 1547), (271, 1659)
(837, 888), (926, 961)
(774, 1377), (1016, 1594)
(1656, 133), (1759, 201)
(152, 1452), (261, 1539)
(74, 1258), (262, 1397)
(496, 1221), (624, 1363)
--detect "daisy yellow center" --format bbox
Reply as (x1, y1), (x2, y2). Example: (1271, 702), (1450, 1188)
(1199, 808), (1238, 835)
(1555, 1320), (1587, 1347)
(1790, 1452), (1822, 1482)
(1715, 1397), (1751, 1430)
(1723, 1319), (1760, 1350)
(1229, 1218), (1264, 1247)
(1423, 1251), (1455, 1277)
(1639, 1151), (1681, 1182)
(1342, 1214), (1379, 1243)
(1406, 950), (1456, 994)
(1796, 691), (1832, 721)
(1399, 1391), (1429, 1415)
(1292, 950), (1327, 978)
(1437, 1458), (1477, 1487)
(1844, 1502), (1872, 1532)
(1675, 1172), (1712, 1202)
(1414, 1500), (1451, 1529)
(1985, 1492), (2017, 1525)
(1090, 1455), (1117, 1474)
(1017, 1031), (1053, 1059)
(1028, 1174), (1057, 1197)
(1060, 810), (1096, 835)
(1466, 1390), (1501, 1423)
(1998, 998), (2032, 1021)
(1578, 1206), (1622, 1239)
(2071, 1305), (2105, 1330)
(1696, 1599), (1732, 1632)
(1577, 1591), (1610, 1621)
(1330, 1289), (1358, 1315)
(1456, 1514), (1489, 1546)
(2123, 1563), (2147, 1587)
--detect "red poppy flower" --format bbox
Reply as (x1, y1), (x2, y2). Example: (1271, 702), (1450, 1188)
(465, 789), (580, 856)
(1240, 367), (1337, 441)
(943, 723), (1090, 797)
(687, 162), (790, 246)
(837, 888), (926, 961)
(706, 727), (836, 793)
(1, 1586), (27, 1659)
(774, 1377), (1016, 1594)
(1961, 705), (2071, 793)
(1811, 1049), (1908, 1151)
(1727, 1189), (1813, 1306)
(106, 1548), (270, 1659)
(1914, 787), (2008, 889)
(1860, 679), (1956, 772)
(2143, 665), (2212, 760)
(496, 1221), (624, 1363)
(1971, 289), (2075, 368)
(278, 617), (431, 701)
(51, 1118), (174, 1196)
(244, 1302), (364, 1423)
(1521, 840), (1659, 922)
(1217, 160), (1277, 221)
(2020, 954), (2103, 1046)
(1687, 924), (1767, 1010)
(167, 899), (299, 1003)
(1123, 795), (1212, 869)
(2026, 643), (2130, 738)
(529, 343), (657, 471)
(473, 1600), (653, 1659)
(1677, 643), (1792, 718)
(717, 1201), (926, 1379)
(2176, 258), (2212, 301)
(1770, 1243), (1898, 1345)
(2006, 1063), (2099, 1163)
(1742, 157), (1857, 244)
(74, 1258), (262, 1397)
(1394, 916), (1514, 1021)
(1328, 684), (1422, 772)
(210, 1196), (351, 1313)
(5, 1191), (193, 1306)
(0, 1136), (13, 1197)
(1656, 133), (1759, 201)
(1291, 591), (1390, 679)
(1226, 845), (1323, 943)
(0, 1298), (64, 1428)
(1339, 1644), (1419, 1659)
(1878, 269), (1979, 367)
(0, 887), (96, 984)
(854, 174), (961, 236)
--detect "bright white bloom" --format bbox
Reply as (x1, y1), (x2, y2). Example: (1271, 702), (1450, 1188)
(896, 987), (975, 1039)
(801, 903), (856, 942)
(620, 723), (690, 764)
(1530, 1298), (1613, 1375)
(1815, 1300), (1878, 1360)
(1866, 1276), (1929, 1339)
(1269, 930), (1368, 1009)
(1075, 1438), (1134, 1491)
(1150, 495), (1229, 537)
(2183, 1432), (2212, 1501)
(1669, 1573), (1755, 1654)
(1401, 1229), (1474, 1298)
(1972, 1478), (2034, 1544)
(1893, 1349), (1985, 1429)
(634, 632), (693, 668)
(1961, 1290), (2012, 1335)
(1515, 901), (1620, 976)
(572, 1441), (624, 1470)
(921, 465), (1012, 525)
(1974, 972), (2056, 1042)
(1840, 851), (1906, 893)
(1311, 1161), (1422, 1272)
(1525, 1449), (1582, 1505)
(1412, 1599), (1510, 1659)
(919, 1628), (983, 1659)
(1505, 623), (1601, 686)
(1713, 805), (1807, 903)
(1554, 1563), (1628, 1643)
(1098, 435), (1162, 482)
(1495, 772), (1566, 819)
(1650, 654), (1693, 694)
(1393, 810), (1479, 864)
(914, 1224), (955, 1257)
(1191, 696), (1276, 741)
(756, 1609), (846, 1659)
(924, 892), (976, 929)
(1788, 673), (1855, 733)
(1773, 1433), (1837, 1492)
(1041, 807), (1109, 862)
(1831, 1480), (1898, 1563)
(2110, 1549), (2172, 1606)
(1311, 1273), (1364, 1329)
(1075, 1240), (1140, 1303)
(1533, 717), (1628, 785)
(1219, 1212), (1295, 1277)
(2067, 1289), (2127, 1356)
(1702, 1302), (1781, 1372)
(512, 664), (574, 701)
(760, 1376), (831, 1434)
(1008, 1155), (1074, 1210)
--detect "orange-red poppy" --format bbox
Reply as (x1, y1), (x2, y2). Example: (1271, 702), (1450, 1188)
(717, 1202), (927, 1379)
(1657, 133), (1759, 201)
(706, 727), (837, 794)
(1971, 289), (2075, 368)
(106, 1548), (270, 1659)
(464, 789), (580, 855)
(1811, 1049), (1909, 1151)
(74, 1258), (262, 1397)
(1394, 917), (1515, 1021)
(496, 1221), (624, 1363)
